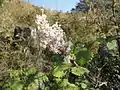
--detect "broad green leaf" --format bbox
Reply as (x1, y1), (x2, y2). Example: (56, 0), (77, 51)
(75, 49), (93, 65)
(80, 83), (87, 89)
(71, 67), (89, 76)
(77, 58), (86, 66)
(53, 63), (71, 77)
(76, 49), (92, 60)
(53, 71), (66, 78)
(68, 83), (78, 88)
(59, 63), (72, 70)
(59, 79), (79, 90)
(55, 78), (61, 83)
(59, 79), (68, 87)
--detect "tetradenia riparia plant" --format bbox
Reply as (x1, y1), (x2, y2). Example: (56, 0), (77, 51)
(34, 9), (67, 54)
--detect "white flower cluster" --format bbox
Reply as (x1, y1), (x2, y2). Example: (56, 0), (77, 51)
(34, 9), (66, 54)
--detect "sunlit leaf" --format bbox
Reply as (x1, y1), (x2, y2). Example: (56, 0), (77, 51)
(53, 63), (71, 77)
(107, 40), (117, 50)
(80, 83), (87, 89)
(59, 79), (68, 87)
(10, 81), (23, 90)
(53, 71), (66, 78)
(53, 63), (71, 72)
(71, 66), (89, 76)
(25, 68), (36, 75)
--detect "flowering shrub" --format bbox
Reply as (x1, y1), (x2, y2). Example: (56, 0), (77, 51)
(34, 9), (67, 54)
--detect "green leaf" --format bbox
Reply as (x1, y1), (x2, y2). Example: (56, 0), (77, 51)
(59, 79), (68, 87)
(55, 78), (61, 83)
(68, 83), (78, 88)
(76, 49), (92, 60)
(22, 68), (36, 76)
(75, 49), (93, 65)
(54, 63), (71, 71)
(10, 81), (23, 90)
(59, 79), (79, 90)
(107, 40), (117, 50)
(71, 67), (89, 76)
(53, 63), (71, 77)
(27, 68), (36, 75)
(53, 71), (66, 78)
(77, 58), (86, 66)
(27, 82), (38, 90)
(80, 83), (87, 89)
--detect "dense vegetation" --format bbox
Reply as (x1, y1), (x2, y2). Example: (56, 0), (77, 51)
(0, 0), (120, 90)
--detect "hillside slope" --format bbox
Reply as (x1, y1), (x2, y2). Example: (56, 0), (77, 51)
(0, 0), (100, 81)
